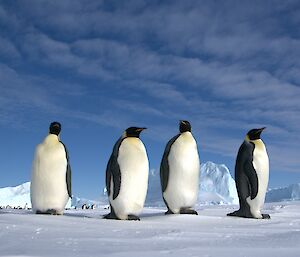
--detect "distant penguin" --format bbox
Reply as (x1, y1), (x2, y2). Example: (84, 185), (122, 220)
(227, 127), (270, 219)
(30, 122), (72, 215)
(104, 127), (149, 220)
(160, 120), (200, 215)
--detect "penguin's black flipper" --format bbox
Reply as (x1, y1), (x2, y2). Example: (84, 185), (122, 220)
(105, 155), (113, 196)
(235, 141), (258, 201)
(105, 157), (112, 196)
(66, 163), (72, 198)
(160, 134), (180, 192)
(106, 156), (121, 200)
(243, 142), (258, 200)
(106, 138), (123, 200)
(61, 141), (72, 198)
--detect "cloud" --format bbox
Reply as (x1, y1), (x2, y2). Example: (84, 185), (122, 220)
(0, 37), (20, 59)
(0, 63), (87, 125)
(0, 0), (299, 175)
(112, 99), (165, 117)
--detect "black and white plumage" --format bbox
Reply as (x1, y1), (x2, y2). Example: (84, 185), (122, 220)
(227, 127), (270, 219)
(104, 127), (149, 220)
(30, 122), (72, 215)
(160, 120), (200, 215)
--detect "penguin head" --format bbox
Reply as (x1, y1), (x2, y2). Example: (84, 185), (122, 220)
(246, 127), (266, 141)
(49, 121), (61, 136)
(179, 120), (191, 133)
(125, 127), (147, 138)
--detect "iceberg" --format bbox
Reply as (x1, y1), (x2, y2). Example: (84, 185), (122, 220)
(145, 161), (239, 206)
(266, 183), (300, 202)
(0, 182), (31, 208)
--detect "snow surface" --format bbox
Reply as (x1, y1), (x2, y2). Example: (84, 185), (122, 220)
(0, 202), (299, 257)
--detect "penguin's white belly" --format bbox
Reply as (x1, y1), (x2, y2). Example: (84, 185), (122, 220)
(163, 133), (200, 213)
(247, 140), (269, 218)
(31, 142), (68, 213)
(110, 138), (149, 219)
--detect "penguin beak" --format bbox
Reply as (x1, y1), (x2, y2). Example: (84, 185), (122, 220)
(255, 127), (266, 137)
(258, 127), (266, 132)
(136, 127), (147, 132)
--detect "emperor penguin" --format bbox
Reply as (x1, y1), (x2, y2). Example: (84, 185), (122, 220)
(104, 127), (149, 220)
(30, 122), (72, 215)
(160, 120), (200, 215)
(227, 127), (270, 219)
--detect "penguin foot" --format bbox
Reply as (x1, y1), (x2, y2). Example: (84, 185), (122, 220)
(179, 208), (198, 215)
(127, 215), (140, 221)
(103, 212), (120, 220)
(47, 209), (60, 215)
(227, 210), (240, 217)
(36, 209), (60, 215)
(165, 209), (174, 215)
(262, 213), (271, 219)
(227, 210), (252, 218)
(227, 210), (267, 219)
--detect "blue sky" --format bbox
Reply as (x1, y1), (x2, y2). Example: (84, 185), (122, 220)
(0, 0), (299, 199)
